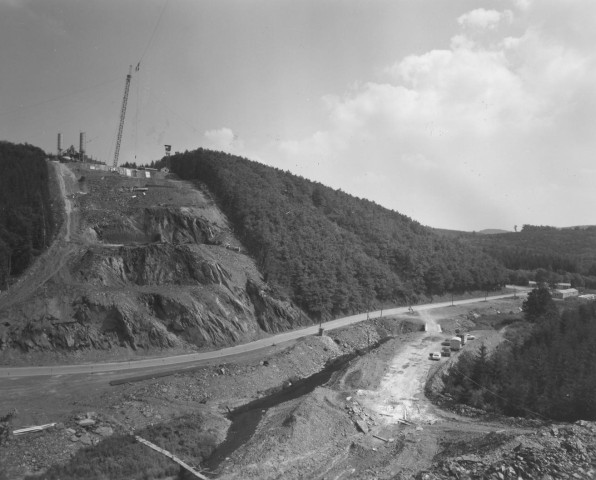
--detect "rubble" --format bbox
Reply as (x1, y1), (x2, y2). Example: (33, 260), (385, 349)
(418, 420), (596, 480)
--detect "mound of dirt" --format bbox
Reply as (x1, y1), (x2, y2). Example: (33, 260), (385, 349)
(217, 387), (357, 479)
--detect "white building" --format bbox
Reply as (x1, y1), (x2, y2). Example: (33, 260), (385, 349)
(552, 288), (579, 299)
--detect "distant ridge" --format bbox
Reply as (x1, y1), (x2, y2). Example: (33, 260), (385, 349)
(432, 228), (511, 236)
(478, 229), (511, 235)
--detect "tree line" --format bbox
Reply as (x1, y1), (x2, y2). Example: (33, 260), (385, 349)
(164, 148), (507, 319)
(442, 287), (596, 421)
(0, 141), (56, 289)
(456, 225), (596, 289)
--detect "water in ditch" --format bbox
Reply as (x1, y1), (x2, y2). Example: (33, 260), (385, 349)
(203, 340), (391, 473)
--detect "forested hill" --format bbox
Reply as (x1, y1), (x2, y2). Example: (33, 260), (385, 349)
(451, 225), (596, 286)
(168, 148), (506, 319)
(0, 141), (56, 289)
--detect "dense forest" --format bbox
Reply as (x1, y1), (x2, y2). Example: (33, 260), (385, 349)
(449, 225), (596, 289)
(164, 148), (507, 319)
(0, 141), (56, 289)
(442, 287), (596, 421)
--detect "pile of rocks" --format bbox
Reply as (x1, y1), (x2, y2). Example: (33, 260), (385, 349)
(345, 398), (376, 434)
(66, 412), (115, 446)
(418, 421), (596, 479)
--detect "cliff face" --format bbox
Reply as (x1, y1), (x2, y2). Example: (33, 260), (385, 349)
(0, 164), (310, 361)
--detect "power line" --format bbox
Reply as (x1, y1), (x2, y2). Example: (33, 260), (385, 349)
(138, 0), (170, 66)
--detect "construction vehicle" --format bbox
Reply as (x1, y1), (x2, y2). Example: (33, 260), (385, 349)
(450, 336), (462, 351)
(441, 346), (451, 357)
(457, 333), (468, 345)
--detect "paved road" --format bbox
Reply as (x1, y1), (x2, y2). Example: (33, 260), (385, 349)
(0, 289), (528, 378)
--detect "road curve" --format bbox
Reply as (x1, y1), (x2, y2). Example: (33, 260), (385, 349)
(0, 290), (527, 378)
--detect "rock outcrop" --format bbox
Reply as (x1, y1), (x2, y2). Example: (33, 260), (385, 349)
(0, 165), (311, 361)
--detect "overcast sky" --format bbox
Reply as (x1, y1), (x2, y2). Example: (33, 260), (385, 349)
(1, 0), (594, 231)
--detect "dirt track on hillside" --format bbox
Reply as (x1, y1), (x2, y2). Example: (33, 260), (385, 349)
(0, 162), (79, 312)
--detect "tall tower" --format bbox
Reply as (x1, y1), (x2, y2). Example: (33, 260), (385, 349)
(112, 65), (133, 168)
(164, 144), (171, 169)
(57, 133), (63, 157)
(79, 131), (86, 162)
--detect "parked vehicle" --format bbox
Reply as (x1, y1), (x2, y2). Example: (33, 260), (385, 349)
(441, 347), (451, 357)
(467, 334), (475, 340)
(441, 340), (451, 346)
(457, 333), (468, 345)
(429, 352), (441, 361)
(450, 337), (462, 351)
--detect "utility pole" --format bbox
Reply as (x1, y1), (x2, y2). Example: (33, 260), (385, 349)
(79, 131), (86, 162)
(57, 133), (63, 157)
(113, 66), (133, 168)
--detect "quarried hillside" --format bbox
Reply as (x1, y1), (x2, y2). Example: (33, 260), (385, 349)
(0, 162), (308, 363)
(167, 148), (507, 319)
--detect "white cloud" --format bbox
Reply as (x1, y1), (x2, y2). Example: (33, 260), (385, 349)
(203, 127), (245, 152)
(258, 1), (596, 230)
(457, 9), (512, 30)
(511, 0), (532, 11)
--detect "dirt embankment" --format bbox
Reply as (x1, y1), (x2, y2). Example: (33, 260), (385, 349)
(0, 164), (311, 364)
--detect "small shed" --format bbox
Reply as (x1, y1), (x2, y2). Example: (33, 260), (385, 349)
(552, 288), (579, 299)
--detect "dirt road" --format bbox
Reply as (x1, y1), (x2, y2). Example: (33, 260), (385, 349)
(358, 330), (443, 424)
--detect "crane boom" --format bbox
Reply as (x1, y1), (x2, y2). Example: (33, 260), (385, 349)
(112, 65), (133, 168)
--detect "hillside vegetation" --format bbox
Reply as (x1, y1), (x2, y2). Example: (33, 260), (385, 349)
(442, 288), (596, 421)
(167, 148), (507, 319)
(454, 225), (596, 288)
(0, 142), (57, 289)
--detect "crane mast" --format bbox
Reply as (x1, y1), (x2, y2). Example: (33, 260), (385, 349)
(112, 65), (133, 168)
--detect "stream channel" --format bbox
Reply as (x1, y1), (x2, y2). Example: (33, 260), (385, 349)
(204, 338), (392, 472)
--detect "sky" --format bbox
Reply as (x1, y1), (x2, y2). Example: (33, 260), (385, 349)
(1, 0), (595, 232)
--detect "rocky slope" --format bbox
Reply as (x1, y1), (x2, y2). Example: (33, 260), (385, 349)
(419, 421), (596, 479)
(0, 163), (310, 363)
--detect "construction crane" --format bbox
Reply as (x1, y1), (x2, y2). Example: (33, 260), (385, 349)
(112, 65), (133, 168)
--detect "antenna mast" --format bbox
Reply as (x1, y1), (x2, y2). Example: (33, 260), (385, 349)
(112, 65), (133, 168)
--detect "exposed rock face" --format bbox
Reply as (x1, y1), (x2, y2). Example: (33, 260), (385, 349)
(0, 166), (312, 360)
(75, 244), (235, 287)
(142, 206), (222, 245)
(246, 280), (311, 333)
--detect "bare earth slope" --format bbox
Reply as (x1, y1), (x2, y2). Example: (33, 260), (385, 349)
(0, 163), (309, 365)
